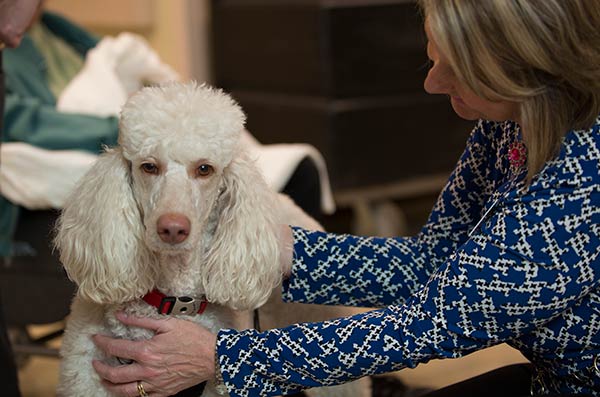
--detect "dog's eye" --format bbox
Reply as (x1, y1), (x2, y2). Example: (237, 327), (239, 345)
(196, 164), (214, 177)
(141, 163), (159, 175)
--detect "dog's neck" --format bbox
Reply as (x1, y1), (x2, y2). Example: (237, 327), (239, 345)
(154, 252), (201, 297)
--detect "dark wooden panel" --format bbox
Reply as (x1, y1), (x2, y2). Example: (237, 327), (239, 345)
(327, 4), (427, 96)
(213, 2), (324, 95)
(232, 91), (473, 190)
(213, 0), (427, 98)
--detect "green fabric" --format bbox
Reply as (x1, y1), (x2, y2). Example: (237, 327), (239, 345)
(1, 12), (120, 256)
(28, 22), (85, 98)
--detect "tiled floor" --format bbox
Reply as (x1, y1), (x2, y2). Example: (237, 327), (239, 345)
(19, 355), (60, 397)
(17, 323), (61, 396)
(16, 324), (528, 397)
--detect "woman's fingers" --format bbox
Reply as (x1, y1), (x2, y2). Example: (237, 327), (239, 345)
(114, 312), (173, 333)
(92, 334), (148, 362)
(92, 314), (174, 364)
(94, 361), (166, 397)
(100, 379), (152, 397)
(92, 360), (146, 384)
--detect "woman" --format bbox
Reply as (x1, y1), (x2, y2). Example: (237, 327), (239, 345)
(92, 1), (600, 396)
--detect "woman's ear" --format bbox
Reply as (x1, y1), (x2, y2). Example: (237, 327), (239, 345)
(201, 152), (281, 310)
(54, 148), (157, 304)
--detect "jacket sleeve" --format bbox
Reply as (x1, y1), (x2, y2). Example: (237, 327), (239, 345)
(3, 91), (118, 153)
(283, 120), (499, 308)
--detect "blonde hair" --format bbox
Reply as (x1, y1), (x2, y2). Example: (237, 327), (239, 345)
(419, 0), (600, 180)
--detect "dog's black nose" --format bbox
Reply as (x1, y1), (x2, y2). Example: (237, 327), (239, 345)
(157, 213), (191, 244)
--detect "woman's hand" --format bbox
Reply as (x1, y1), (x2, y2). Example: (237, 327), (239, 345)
(92, 312), (217, 397)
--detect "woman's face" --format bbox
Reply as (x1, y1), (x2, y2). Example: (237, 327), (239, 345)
(423, 21), (519, 122)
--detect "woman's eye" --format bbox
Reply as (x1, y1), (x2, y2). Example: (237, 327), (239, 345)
(141, 163), (159, 174)
(196, 164), (214, 177)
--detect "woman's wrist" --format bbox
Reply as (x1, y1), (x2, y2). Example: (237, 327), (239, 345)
(279, 224), (294, 279)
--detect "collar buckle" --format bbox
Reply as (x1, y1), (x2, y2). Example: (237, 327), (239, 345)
(169, 296), (207, 315)
(143, 289), (208, 316)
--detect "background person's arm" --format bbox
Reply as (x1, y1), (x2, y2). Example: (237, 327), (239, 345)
(3, 91), (118, 152)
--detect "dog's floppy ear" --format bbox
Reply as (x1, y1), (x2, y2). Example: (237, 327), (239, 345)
(54, 148), (157, 304)
(202, 152), (281, 310)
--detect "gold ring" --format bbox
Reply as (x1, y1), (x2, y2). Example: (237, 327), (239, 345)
(137, 381), (148, 397)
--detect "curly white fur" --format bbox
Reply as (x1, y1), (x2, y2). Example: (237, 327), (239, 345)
(55, 82), (370, 397)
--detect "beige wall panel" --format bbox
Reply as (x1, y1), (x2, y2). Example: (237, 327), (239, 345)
(46, 0), (154, 31)
(45, 0), (211, 81)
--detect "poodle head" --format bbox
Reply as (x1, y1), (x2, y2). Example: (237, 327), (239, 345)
(56, 82), (281, 309)
(118, 82), (246, 255)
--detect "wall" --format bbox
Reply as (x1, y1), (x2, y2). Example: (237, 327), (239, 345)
(45, 0), (212, 82)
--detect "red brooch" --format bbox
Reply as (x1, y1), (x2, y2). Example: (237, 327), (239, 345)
(508, 141), (527, 174)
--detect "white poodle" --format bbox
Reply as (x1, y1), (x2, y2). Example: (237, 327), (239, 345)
(54, 82), (370, 397)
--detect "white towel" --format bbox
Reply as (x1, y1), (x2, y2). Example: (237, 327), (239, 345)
(0, 143), (97, 209)
(57, 32), (179, 116)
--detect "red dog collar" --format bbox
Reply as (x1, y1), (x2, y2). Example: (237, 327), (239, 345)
(142, 289), (208, 316)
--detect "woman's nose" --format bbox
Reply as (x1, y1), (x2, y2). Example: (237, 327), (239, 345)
(424, 65), (447, 95)
(423, 68), (443, 94)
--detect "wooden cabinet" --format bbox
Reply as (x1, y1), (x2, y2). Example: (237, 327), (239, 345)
(212, 0), (472, 192)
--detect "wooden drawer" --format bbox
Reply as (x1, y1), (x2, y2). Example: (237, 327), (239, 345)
(213, 0), (427, 98)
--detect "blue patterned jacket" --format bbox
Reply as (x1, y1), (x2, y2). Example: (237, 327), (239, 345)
(217, 118), (600, 396)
